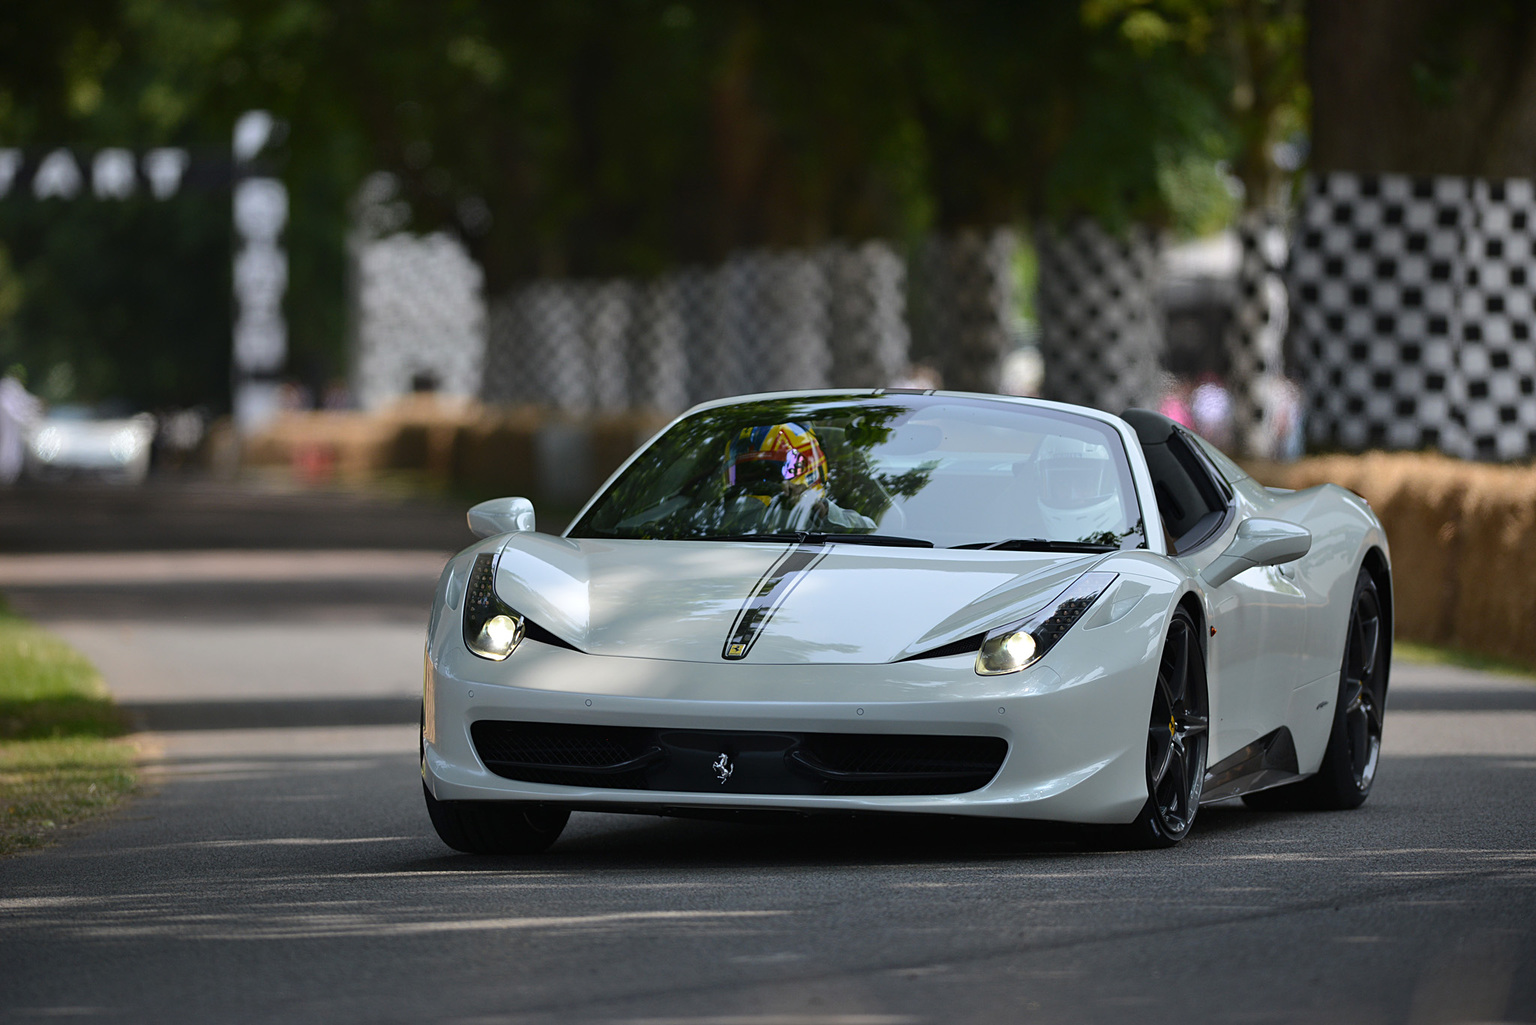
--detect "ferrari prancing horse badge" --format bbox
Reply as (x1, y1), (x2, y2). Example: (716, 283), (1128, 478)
(712, 753), (734, 784)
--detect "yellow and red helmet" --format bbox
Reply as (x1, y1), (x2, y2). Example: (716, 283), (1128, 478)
(726, 423), (828, 495)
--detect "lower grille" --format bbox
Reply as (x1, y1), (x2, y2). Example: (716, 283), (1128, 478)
(469, 720), (1007, 796)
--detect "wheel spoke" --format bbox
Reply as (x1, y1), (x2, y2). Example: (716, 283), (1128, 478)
(1343, 674), (1364, 713)
(1357, 611), (1380, 678)
(1167, 627), (1191, 707)
(1166, 747), (1189, 819)
(1175, 712), (1209, 738)
(1347, 703), (1370, 775)
(1347, 617), (1365, 679)
(1148, 727), (1173, 784)
(1360, 691), (1383, 734)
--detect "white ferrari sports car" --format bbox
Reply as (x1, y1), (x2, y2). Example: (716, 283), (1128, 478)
(421, 391), (1391, 852)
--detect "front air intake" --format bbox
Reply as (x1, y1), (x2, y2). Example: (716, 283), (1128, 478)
(470, 721), (1007, 796)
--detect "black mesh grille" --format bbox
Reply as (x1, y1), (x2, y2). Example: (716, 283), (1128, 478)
(798, 733), (1004, 774)
(794, 733), (1007, 796)
(470, 721), (657, 789)
(472, 721), (647, 767)
(470, 720), (1007, 796)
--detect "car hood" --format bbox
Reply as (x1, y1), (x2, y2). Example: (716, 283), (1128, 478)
(491, 534), (1103, 665)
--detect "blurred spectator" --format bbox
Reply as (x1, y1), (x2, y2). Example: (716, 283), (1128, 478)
(1190, 373), (1234, 450)
(1158, 382), (1195, 429)
(155, 408), (208, 470)
(0, 371), (42, 484)
(998, 347), (1044, 397)
(890, 363), (942, 390)
(319, 379), (355, 410)
(1264, 377), (1306, 461)
(276, 380), (314, 411)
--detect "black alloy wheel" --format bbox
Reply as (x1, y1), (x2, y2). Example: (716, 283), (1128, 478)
(1338, 572), (1387, 793)
(1246, 567), (1389, 811)
(1118, 607), (1209, 848)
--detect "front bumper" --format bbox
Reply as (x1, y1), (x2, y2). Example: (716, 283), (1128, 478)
(423, 614), (1160, 826)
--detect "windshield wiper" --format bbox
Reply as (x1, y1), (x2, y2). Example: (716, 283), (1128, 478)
(704, 531), (935, 548)
(951, 538), (1117, 553)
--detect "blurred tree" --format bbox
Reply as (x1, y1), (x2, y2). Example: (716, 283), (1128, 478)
(0, 0), (360, 407)
(1078, 0), (1306, 222)
(1309, 0), (1536, 177)
(0, 0), (1292, 409)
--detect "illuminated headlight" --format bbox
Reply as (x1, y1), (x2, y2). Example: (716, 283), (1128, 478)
(108, 428), (144, 463)
(975, 571), (1117, 676)
(976, 629), (1038, 675)
(31, 427), (63, 463)
(462, 552), (526, 661)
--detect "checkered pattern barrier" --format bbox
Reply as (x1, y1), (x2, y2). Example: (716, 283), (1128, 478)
(1225, 211), (1292, 457)
(1290, 173), (1536, 460)
(352, 232), (485, 411)
(1035, 221), (1165, 413)
(908, 229), (1018, 394)
(481, 244), (910, 414)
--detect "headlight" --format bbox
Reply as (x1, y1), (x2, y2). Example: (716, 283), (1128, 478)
(31, 427), (63, 463)
(109, 428), (144, 463)
(462, 552), (526, 661)
(975, 571), (1117, 676)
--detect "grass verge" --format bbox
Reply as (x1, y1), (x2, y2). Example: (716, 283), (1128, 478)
(1396, 640), (1536, 680)
(1, 600), (137, 856)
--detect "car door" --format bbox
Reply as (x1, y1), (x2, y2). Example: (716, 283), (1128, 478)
(1145, 428), (1308, 759)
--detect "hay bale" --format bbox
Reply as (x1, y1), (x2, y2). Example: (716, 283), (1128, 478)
(1447, 465), (1536, 665)
(1249, 452), (1536, 667)
(245, 411), (400, 481)
(449, 408), (543, 497)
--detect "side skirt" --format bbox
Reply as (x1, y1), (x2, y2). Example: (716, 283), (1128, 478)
(1200, 727), (1302, 803)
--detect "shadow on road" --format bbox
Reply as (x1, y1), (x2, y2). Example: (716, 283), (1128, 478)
(389, 802), (1283, 871)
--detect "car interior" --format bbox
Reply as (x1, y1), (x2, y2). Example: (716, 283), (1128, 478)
(1120, 409), (1232, 554)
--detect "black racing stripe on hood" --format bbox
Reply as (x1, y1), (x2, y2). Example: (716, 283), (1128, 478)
(721, 541), (828, 660)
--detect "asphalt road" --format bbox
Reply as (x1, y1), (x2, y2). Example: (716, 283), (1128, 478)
(2, 480), (1535, 1024)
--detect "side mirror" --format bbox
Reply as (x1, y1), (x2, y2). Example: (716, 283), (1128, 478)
(1202, 517), (1311, 588)
(467, 497), (536, 538)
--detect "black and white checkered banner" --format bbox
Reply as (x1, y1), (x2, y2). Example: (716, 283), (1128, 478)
(1035, 220), (1165, 414)
(0, 113), (289, 434)
(478, 243), (912, 415)
(0, 147), (199, 201)
(1290, 172), (1536, 461)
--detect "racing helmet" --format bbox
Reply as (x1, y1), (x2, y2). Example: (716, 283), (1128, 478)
(726, 422), (828, 496)
(1034, 434), (1122, 541)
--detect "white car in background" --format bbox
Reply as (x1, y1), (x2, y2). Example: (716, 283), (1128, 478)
(421, 391), (1392, 853)
(25, 405), (156, 483)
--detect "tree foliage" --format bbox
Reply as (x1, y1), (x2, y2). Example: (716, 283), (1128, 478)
(1309, 0), (1536, 178)
(0, 0), (1295, 408)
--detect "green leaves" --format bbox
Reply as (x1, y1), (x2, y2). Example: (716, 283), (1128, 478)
(0, 0), (1311, 409)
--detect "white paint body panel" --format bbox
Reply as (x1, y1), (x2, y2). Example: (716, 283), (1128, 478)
(422, 391), (1391, 825)
(494, 535), (1098, 665)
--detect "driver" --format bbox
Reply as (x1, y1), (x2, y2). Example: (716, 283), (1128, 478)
(1034, 434), (1123, 542)
(722, 422), (875, 533)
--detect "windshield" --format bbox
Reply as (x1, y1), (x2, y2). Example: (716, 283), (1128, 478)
(570, 395), (1145, 549)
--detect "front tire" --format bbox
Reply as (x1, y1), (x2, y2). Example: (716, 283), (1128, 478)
(421, 704), (569, 853)
(423, 782), (570, 854)
(1116, 607), (1209, 848)
(1245, 566), (1388, 811)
